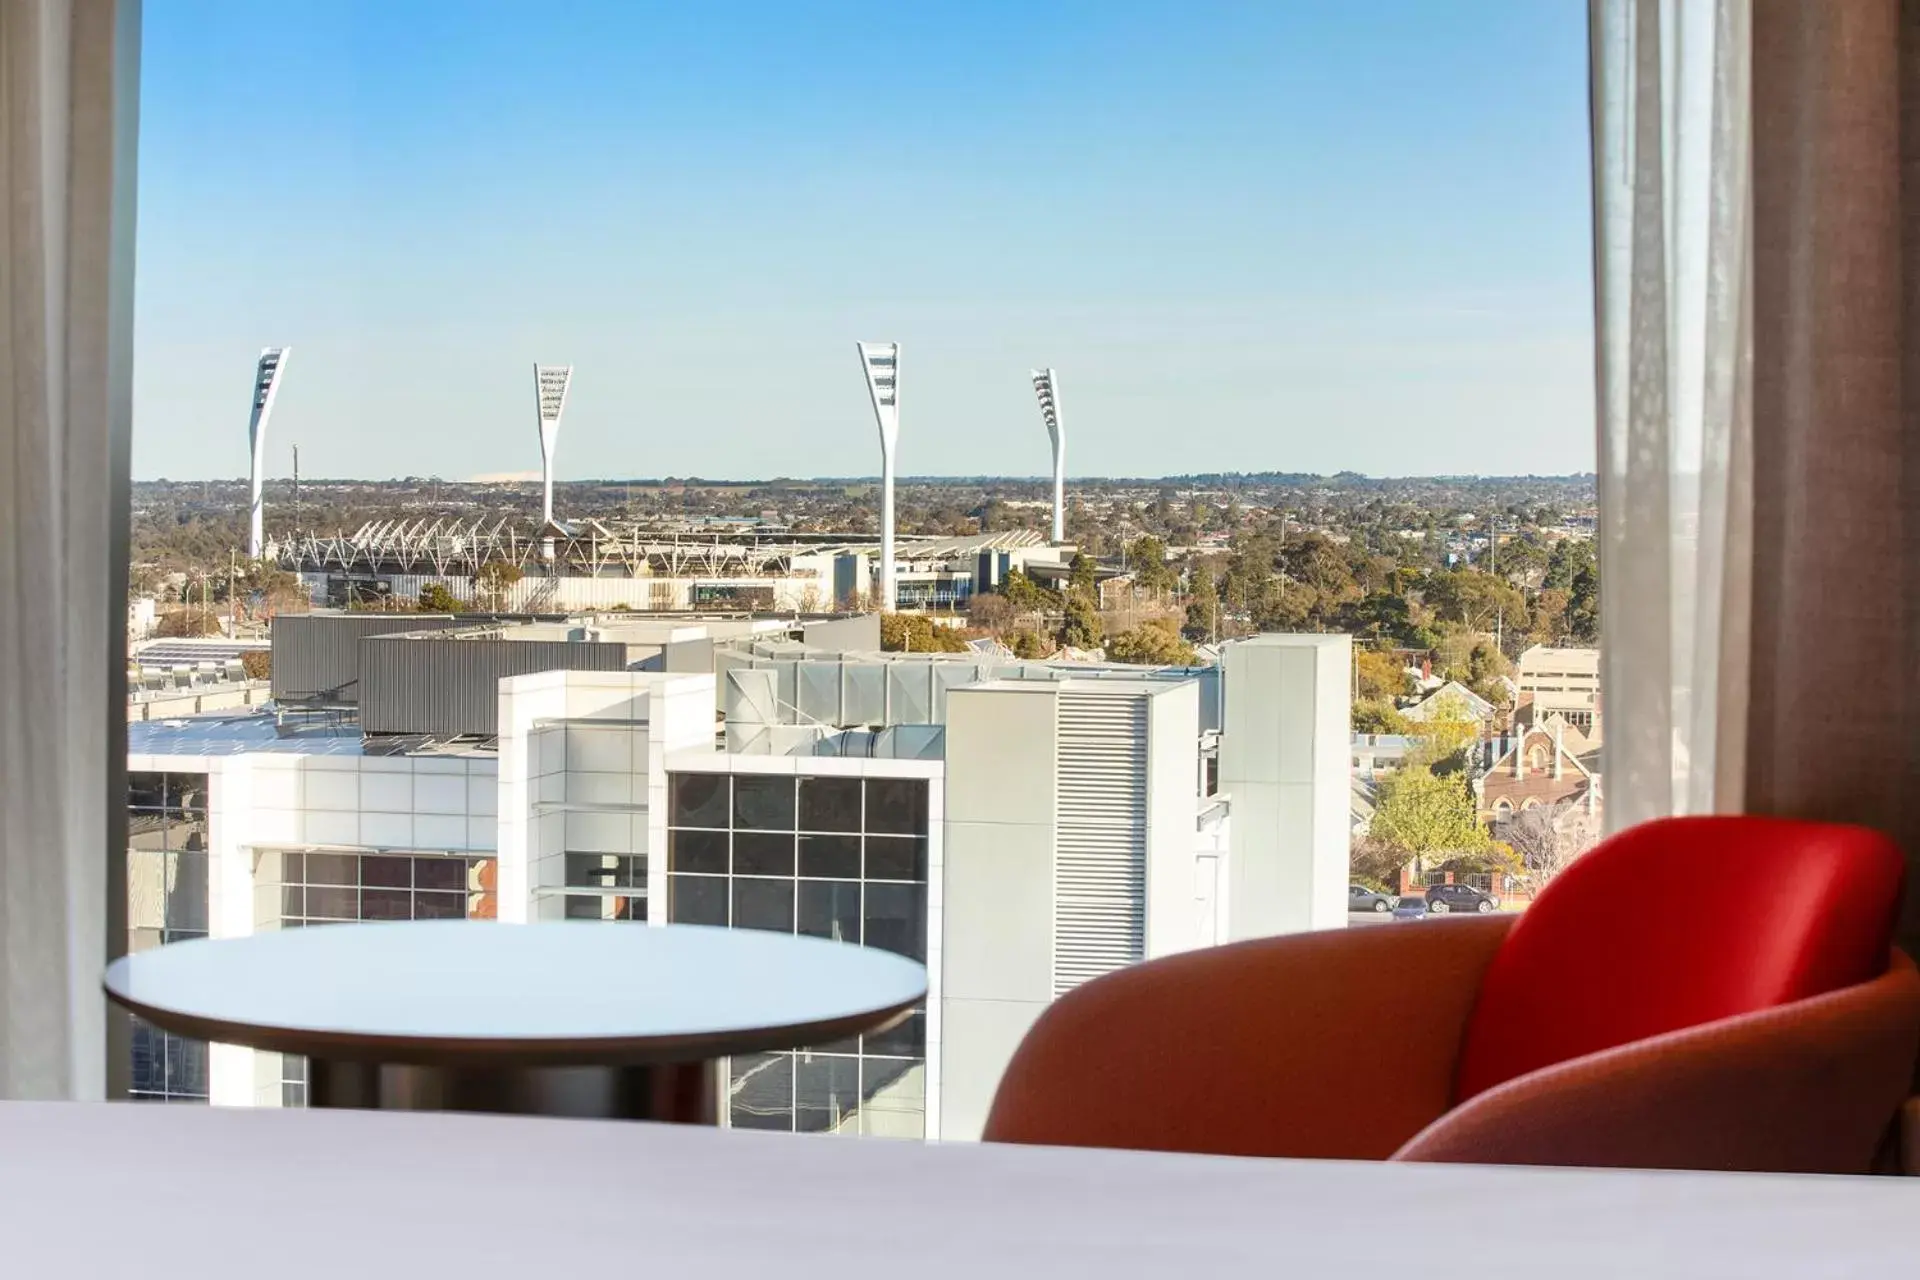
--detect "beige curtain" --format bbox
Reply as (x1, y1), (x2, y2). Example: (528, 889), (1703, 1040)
(0, 0), (141, 1099)
(1595, 0), (1920, 953)
(1589, 0), (1753, 830)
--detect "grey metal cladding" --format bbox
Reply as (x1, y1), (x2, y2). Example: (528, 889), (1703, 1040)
(358, 637), (628, 736)
(269, 614), (463, 704)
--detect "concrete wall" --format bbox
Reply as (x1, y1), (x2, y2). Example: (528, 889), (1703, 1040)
(1218, 634), (1352, 939)
(939, 682), (1059, 1141)
(1143, 679), (1201, 960)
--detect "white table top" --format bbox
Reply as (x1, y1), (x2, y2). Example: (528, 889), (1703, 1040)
(102, 921), (926, 1064)
(3, 1102), (1916, 1278)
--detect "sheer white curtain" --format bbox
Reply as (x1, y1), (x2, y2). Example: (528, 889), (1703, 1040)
(1589, 0), (1752, 831)
(0, 0), (141, 1099)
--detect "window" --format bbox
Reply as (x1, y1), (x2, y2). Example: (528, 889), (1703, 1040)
(127, 770), (210, 1102)
(668, 769), (931, 1137)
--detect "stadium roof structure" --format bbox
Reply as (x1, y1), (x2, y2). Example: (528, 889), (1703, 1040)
(275, 519), (1047, 578)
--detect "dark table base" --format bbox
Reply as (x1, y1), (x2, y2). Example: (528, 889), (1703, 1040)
(306, 1058), (719, 1122)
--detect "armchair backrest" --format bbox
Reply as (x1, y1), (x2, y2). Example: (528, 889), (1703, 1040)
(1453, 815), (1905, 1101)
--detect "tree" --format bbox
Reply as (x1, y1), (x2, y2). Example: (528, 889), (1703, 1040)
(1353, 699), (1410, 734)
(154, 609), (221, 638)
(1125, 536), (1179, 596)
(418, 582), (465, 613)
(1566, 560), (1601, 643)
(1369, 758), (1492, 864)
(1057, 594), (1103, 650)
(1106, 617), (1198, 666)
(1001, 568), (1057, 613)
(880, 613), (971, 653)
(967, 591), (1018, 634)
(1184, 562), (1221, 642)
(1354, 648), (1412, 703)
(1499, 802), (1600, 897)
(1068, 552), (1098, 600)
(240, 650), (272, 681)
(1411, 700), (1480, 763)
(475, 559), (524, 611)
(1009, 628), (1049, 659)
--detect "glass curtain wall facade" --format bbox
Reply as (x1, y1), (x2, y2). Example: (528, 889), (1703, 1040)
(127, 771), (211, 1101)
(256, 848), (498, 1105)
(667, 772), (929, 1138)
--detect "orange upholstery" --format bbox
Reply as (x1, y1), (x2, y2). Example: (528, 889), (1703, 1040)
(1454, 816), (1906, 1100)
(984, 817), (1920, 1173)
(1398, 950), (1920, 1172)
(982, 917), (1511, 1158)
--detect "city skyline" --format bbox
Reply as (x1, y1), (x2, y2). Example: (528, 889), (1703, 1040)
(134, 1), (1593, 482)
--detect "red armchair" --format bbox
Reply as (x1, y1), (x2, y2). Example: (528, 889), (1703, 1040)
(983, 816), (1920, 1173)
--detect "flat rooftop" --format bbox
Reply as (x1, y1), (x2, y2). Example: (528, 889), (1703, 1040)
(127, 710), (494, 760)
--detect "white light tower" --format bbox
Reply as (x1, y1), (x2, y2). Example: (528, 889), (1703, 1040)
(857, 341), (901, 611)
(246, 347), (291, 559)
(1031, 367), (1065, 544)
(533, 364), (573, 530)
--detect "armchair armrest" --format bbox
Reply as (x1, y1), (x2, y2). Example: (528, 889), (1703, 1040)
(1393, 950), (1920, 1174)
(983, 917), (1513, 1160)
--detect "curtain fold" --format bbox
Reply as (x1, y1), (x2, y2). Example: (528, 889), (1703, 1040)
(0, 0), (141, 1099)
(1589, 0), (1753, 830)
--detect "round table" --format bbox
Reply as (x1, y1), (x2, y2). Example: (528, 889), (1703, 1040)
(103, 921), (927, 1122)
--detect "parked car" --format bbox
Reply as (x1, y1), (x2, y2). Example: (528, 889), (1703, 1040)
(1347, 884), (1394, 914)
(1392, 895), (1430, 920)
(1425, 883), (1500, 914)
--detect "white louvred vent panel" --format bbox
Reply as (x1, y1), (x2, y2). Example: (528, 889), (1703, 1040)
(1054, 688), (1147, 996)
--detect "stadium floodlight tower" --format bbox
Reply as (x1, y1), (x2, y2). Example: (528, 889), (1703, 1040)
(1031, 367), (1066, 543)
(857, 341), (901, 611)
(246, 347), (292, 559)
(533, 363), (574, 529)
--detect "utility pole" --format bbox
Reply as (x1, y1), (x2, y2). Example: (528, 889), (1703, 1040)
(292, 444), (300, 528)
(228, 548), (238, 638)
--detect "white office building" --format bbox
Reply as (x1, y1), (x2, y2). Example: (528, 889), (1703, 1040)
(125, 614), (1351, 1137)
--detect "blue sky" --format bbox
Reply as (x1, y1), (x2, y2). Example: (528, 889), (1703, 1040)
(134, 0), (1595, 482)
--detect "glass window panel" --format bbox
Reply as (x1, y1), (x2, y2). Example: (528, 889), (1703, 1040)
(360, 888), (413, 921)
(864, 778), (928, 836)
(566, 894), (613, 920)
(278, 886), (304, 918)
(414, 857), (468, 891)
(412, 891), (466, 920)
(798, 833), (861, 879)
(732, 775), (795, 832)
(732, 832), (794, 877)
(164, 851), (210, 933)
(281, 850), (305, 883)
(565, 852), (625, 888)
(863, 1007), (926, 1059)
(797, 776), (862, 833)
(303, 885), (359, 919)
(729, 1053), (794, 1131)
(360, 856), (411, 889)
(795, 1055), (862, 1134)
(863, 883), (926, 963)
(856, 1059), (925, 1140)
(175, 777), (209, 817)
(304, 852), (359, 887)
(797, 880), (861, 946)
(864, 835), (927, 882)
(669, 829), (728, 875)
(732, 879), (794, 935)
(467, 858), (496, 893)
(128, 772), (168, 810)
(668, 875), (728, 926)
(811, 1033), (862, 1056)
(669, 773), (730, 828)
